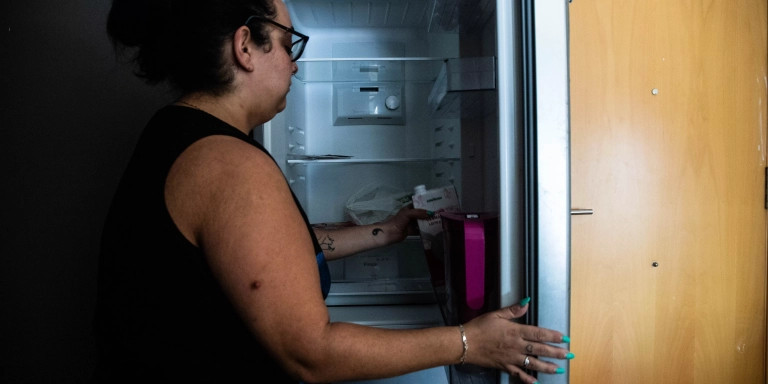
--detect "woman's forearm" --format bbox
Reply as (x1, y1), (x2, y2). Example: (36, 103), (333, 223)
(313, 222), (395, 260)
(313, 207), (429, 260)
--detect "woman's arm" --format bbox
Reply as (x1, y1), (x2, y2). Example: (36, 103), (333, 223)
(169, 137), (570, 384)
(313, 206), (430, 261)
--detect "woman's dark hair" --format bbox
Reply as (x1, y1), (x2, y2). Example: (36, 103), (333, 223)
(107, 0), (277, 95)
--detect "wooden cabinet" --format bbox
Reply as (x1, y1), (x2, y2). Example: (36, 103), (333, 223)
(569, 1), (767, 383)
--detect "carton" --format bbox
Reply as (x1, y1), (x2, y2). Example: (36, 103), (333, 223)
(411, 184), (461, 290)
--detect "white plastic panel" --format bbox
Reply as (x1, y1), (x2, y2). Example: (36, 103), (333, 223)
(333, 83), (405, 125)
(287, 0), (432, 28)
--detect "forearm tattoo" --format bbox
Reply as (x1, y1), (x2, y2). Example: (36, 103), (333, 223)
(372, 228), (383, 236)
(318, 234), (336, 252)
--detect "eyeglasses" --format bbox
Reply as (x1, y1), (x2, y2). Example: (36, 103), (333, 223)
(244, 16), (309, 62)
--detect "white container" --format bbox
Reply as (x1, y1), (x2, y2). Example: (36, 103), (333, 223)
(411, 184), (461, 243)
(411, 184), (461, 286)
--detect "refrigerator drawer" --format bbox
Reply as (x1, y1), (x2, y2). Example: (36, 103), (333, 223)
(325, 278), (436, 306)
(325, 237), (437, 306)
(327, 304), (444, 329)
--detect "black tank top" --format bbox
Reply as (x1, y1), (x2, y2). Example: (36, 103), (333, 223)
(93, 105), (330, 382)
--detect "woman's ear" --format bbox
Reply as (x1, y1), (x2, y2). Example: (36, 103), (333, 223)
(232, 26), (255, 72)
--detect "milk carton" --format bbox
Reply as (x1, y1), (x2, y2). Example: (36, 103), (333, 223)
(411, 184), (461, 289)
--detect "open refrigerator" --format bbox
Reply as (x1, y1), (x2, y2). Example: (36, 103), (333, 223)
(254, 1), (571, 383)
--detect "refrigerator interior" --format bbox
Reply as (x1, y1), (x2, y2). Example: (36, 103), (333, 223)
(260, 0), (499, 307)
(256, 0), (501, 382)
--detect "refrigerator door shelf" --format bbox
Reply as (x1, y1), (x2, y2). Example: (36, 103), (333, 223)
(428, 57), (496, 119)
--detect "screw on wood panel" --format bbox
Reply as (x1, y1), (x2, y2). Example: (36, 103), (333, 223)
(652, 261), (659, 267)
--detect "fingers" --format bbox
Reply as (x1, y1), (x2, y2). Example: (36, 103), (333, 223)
(524, 355), (567, 374)
(405, 207), (430, 220)
(393, 207), (429, 221)
(507, 365), (540, 384)
(506, 350), (568, 384)
(512, 330), (571, 380)
(517, 323), (569, 346)
(519, 338), (572, 360)
(495, 302), (529, 320)
(488, 297), (572, 380)
(508, 357), (565, 384)
(491, 299), (569, 346)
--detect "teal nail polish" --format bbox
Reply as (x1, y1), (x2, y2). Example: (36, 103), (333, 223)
(566, 352), (575, 359)
(561, 335), (571, 343)
(533, 382), (539, 384)
(555, 368), (566, 374)
(427, 210), (435, 216)
(518, 297), (531, 306)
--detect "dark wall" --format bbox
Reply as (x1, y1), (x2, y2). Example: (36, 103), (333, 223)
(1, 2), (172, 382)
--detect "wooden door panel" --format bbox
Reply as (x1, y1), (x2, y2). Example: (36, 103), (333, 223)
(569, 1), (767, 383)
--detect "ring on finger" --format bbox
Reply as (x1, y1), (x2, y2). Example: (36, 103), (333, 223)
(523, 355), (531, 368)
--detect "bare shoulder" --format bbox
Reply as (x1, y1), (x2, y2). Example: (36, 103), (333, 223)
(166, 134), (329, 348)
(174, 134), (283, 182)
(165, 134), (294, 246)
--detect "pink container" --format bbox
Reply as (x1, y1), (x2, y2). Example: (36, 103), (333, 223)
(439, 212), (500, 325)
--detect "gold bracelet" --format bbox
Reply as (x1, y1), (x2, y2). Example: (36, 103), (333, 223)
(458, 324), (468, 365)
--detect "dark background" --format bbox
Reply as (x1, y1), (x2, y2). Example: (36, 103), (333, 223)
(1, 2), (172, 382)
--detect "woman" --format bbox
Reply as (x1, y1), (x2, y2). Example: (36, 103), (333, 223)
(94, 0), (573, 383)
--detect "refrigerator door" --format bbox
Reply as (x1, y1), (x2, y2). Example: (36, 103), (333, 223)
(498, 1), (571, 384)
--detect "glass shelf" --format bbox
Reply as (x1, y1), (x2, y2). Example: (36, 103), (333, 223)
(293, 57), (450, 83)
(287, 156), (460, 164)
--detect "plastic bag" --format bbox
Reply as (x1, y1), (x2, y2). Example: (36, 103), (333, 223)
(344, 183), (412, 225)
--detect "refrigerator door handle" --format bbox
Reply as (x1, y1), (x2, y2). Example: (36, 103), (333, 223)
(570, 208), (594, 215)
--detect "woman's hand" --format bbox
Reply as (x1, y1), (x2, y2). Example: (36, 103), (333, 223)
(378, 206), (431, 244)
(463, 298), (573, 384)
